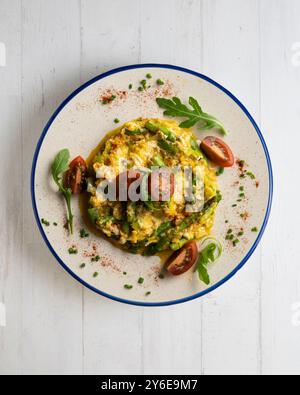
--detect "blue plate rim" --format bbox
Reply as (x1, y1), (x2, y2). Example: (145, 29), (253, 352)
(31, 63), (273, 307)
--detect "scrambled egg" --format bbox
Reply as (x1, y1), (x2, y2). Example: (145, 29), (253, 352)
(87, 118), (219, 254)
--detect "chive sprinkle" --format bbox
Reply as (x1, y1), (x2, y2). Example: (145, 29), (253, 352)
(41, 218), (50, 227)
(114, 118), (120, 124)
(93, 272), (99, 278)
(138, 277), (144, 285)
(251, 227), (258, 232)
(80, 228), (89, 238)
(146, 73), (152, 79)
(145, 292), (151, 296)
(129, 84), (133, 90)
(124, 284), (133, 290)
(157, 79), (165, 86)
(80, 263), (86, 269)
(68, 247), (78, 255)
(216, 167), (224, 176)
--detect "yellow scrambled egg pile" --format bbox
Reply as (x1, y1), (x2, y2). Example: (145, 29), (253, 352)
(87, 118), (219, 254)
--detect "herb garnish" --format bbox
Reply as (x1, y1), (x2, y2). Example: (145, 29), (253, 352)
(102, 95), (116, 105)
(196, 238), (222, 285)
(41, 218), (50, 227)
(68, 247), (78, 255)
(156, 97), (227, 135)
(157, 79), (164, 86)
(124, 284), (133, 290)
(51, 149), (74, 234)
(80, 228), (89, 238)
(138, 277), (144, 284)
(251, 227), (258, 232)
(93, 272), (99, 278)
(80, 263), (86, 269)
(216, 167), (224, 176)
(114, 118), (120, 124)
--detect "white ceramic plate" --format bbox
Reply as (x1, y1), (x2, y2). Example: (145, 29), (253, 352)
(31, 64), (273, 306)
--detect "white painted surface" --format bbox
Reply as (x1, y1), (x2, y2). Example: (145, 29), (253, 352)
(0, 0), (299, 375)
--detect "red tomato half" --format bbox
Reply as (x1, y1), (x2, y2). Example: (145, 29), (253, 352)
(64, 156), (88, 194)
(148, 168), (175, 202)
(200, 137), (234, 167)
(166, 241), (199, 276)
(116, 170), (144, 201)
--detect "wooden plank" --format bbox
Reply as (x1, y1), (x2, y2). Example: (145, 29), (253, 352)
(80, 0), (144, 375)
(0, 0), (22, 375)
(20, 0), (83, 374)
(260, 0), (300, 375)
(201, 0), (262, 375)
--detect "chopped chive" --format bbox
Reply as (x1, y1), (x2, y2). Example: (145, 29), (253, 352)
(114, 118), (120, 124)
(53, 222), (58, 226)
(232, 204), (237, 207)
(251, 227), (258, 232)
(41, 218), (50, 227)
(102, 95), (116, 105)
(239, 186), (244, 192)
(159, 274), (165, 279)
(239, 193), (245, 198)
(140, 79), (147, 90)
(138, 86), (143, 92)
(129, 84), (133, 90)
(145, 291), (151, 296)
(233, 239), (240, 247)
(246, 171), (256, 180)
(123, 272), (127, 275)
(238, 231), (244, 237)
(68, 247), (78, 255)
(124, 284), (133, 290)
(157, 79), (164, 86)
(138, 277), (144, 284)
(227, 229), (233, 234)
(80, 228), (89, 238)
(216, 167), (224, 176)
(146, 73), (152, 79)
(225, 220), (229, 224)
(93, 272), (99, 278)
(91, 255), (100, 262)
(80, 263), (86, 269)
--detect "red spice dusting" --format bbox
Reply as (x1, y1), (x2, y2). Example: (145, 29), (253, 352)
(99, 89), (128, 105)
(240, 212), (250, 221)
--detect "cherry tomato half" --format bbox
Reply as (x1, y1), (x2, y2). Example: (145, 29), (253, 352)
(200, 137), (234, 168)
(148, 168), (175, 202)
(116, 170), (144, 201)
(166, 241), (198, 276)
(64, 156), (88, 194)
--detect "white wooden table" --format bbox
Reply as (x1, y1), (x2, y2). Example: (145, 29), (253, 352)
(0, 0), (299, 375)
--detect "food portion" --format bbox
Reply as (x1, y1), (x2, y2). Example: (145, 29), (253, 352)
(86, 117), (220, 256)
(50, 95), (239, 284)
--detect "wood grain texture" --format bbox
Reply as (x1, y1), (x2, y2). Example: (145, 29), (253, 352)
(0, 0), (299, 375)
(201, 0), (262, 375)
(20, 0), (83, 374)
(260, 0), (300, 375)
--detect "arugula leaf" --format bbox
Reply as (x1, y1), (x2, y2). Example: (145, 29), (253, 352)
(51, 149), (74, 234)
(156, 96), (228, 135)
(51, 149), (70, 181)
(196, 238), (222, 285)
